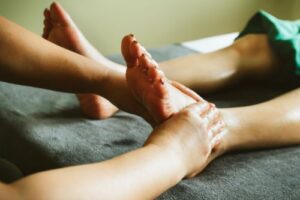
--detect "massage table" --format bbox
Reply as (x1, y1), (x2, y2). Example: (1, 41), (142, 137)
(0, 33), (299, 199)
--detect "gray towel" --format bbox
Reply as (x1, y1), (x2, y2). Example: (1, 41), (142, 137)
(0, 44), (299, 199)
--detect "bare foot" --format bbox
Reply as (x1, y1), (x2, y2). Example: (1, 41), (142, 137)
(43, 2), (118, 119)
(122, 35), (202, 123)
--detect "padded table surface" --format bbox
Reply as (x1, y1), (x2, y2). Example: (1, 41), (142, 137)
(0, 40), (300, 199)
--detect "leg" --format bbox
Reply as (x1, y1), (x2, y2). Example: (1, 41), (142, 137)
(221, 88), (300, 152)
(0, 16), (150, 121)
(44, 3), (280, 104)
(159, 34), (280, 92)
(124, 37), (300, 172)
(120, 33), (279, 94)
(43, 3), (118, 119)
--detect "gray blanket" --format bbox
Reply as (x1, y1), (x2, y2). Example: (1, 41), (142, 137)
(0, 44), (300, 199)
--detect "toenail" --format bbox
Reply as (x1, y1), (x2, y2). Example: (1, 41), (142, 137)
(160, 78), (165, 85)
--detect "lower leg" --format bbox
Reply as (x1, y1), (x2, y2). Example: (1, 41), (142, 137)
(44, 3), (280, 94)
(220, 88), (300, 153)
(0, 16), (151, 121)
(123, 37), (300, 167)
(160, 34), (280, 92)
(43, 2), (119, 119)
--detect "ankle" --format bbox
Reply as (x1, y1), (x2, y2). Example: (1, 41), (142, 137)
(144, 142), (187, 181)
(218, 108), (244, 153)
(99, 68), (124, 98)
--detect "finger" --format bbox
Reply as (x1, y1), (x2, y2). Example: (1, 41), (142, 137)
(210, 130), (226, 149)
(205, 105), (220, 128)
(171, 81), (203, 102)
(184, 101), (210, 117)
(210, 121), (225, 138)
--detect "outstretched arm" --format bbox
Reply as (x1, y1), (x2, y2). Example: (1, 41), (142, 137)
(0, 16), (109, 94)
(3, 144), (184, 200)
(0, 16), (149, 119)
(0, 102), (221, 200)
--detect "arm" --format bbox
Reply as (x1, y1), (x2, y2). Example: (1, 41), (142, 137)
(0, 16), (111, 95)
(1, 101), (221, 200)
(5, 144), (184, 200)
(0, 16), (148, 118)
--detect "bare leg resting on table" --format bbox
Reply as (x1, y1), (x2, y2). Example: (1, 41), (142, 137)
(0, 15), (151, 122)
(0, 12), (299, 200)
(0, 15), (222, 200)
(122, 36), (300, 173)
(41, 1), (300, 178)
(43, 2), (280, 119)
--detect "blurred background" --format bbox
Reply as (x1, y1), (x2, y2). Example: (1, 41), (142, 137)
(0, 0), (299, 55)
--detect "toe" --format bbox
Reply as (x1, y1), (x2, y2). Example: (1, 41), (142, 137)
(130, 41), (145, 59)
(44, 8), (51, 21)
(121, 34), (139, 67)
(138, 55), (170, 99)
(42, 9), (52, 38)
(50, 2), (70, 26)
(139, 54), (164, 85)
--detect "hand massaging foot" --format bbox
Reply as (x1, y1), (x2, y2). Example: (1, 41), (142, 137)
(122, 34), (206, 123)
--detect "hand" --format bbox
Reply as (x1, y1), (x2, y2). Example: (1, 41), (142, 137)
(145, 101), (226, 178)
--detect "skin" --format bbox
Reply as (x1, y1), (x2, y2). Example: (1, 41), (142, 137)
(0, 12), (223, 199)
(122, 35), (300, 153)
(0, 15), (150, 123)
(0, 2), (299, 199)
(43, 3), (120, 119)
(0, 13), (224, 199)
(0, 102), (223, 200)
(42, 3), (280, 120)
(45, 0), (300, 184)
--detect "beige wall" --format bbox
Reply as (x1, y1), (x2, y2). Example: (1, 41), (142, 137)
(0, 0), (296, 54)
(291, 0), (300, 19)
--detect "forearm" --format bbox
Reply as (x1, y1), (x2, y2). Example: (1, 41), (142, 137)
(0, 16), (110, 95)
(10, 144), (185, 200)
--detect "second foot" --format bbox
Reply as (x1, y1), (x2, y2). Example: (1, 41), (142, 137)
(43, 2), (119, 119)
(77, 94), (118, 119)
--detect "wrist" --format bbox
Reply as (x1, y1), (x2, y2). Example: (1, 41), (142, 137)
(144, 141), (187, 181)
